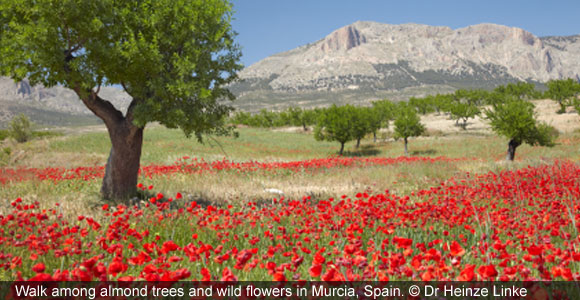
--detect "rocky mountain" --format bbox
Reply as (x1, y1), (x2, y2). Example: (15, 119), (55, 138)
(1, 22), (579, 125)
(0, 77), (131, 127)
(231, 22), (580, 110)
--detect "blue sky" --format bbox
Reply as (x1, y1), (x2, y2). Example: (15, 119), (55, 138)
(231, 0), (580, 67)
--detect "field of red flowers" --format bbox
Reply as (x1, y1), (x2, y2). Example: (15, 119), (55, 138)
(1, 159), (579, 282)
(0, 156), (463, 185)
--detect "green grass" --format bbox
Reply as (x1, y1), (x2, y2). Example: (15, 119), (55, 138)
(1, 125), (579, 220)
(16, 126), (579, 168)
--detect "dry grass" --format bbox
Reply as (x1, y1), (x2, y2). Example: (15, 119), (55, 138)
(1, 109), (579, 220)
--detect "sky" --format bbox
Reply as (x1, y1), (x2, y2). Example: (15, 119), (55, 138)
(231, 0), (580, 67)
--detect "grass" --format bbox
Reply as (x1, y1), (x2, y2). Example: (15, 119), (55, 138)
(1, 125), (579, 220)
(0, 125), (579, 282)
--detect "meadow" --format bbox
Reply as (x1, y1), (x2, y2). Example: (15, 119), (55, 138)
(0, 124), (579, 281)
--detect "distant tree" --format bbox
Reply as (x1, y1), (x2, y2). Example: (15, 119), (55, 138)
(286, 107), (304, 129)
(546, 79), (580, 114)
(574, 98), (580, 115)
(9, 114), (32, 143)
(350, 107), (376, 148)
(485, 98), (556, 161)
(393, 105), (425, 156)
(0, 0), (242, 200)
(314, 104), (355, 155)
(494, 82), (537, 99)
(409, 97), (435, 115)
(372, 100), (395, 141)
(433, 94), (454, 115)
(449, 101), (480, 130)
(287, 106), (318, 131)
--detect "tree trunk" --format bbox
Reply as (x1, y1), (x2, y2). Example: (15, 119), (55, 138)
(373, 132), (377, 143)
(101, 119), (144, 200)
(506, 139), (520, 161)
(302, 122), (308, 131)
(339, 142), (345, 156)
(356, 138), (361, 148)
(557, 101), (566, 114)
(404, 137), (409, 156)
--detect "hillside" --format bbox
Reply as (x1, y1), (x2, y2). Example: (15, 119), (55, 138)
(1, 22), (579, 125)
(231, 22), (580, 110)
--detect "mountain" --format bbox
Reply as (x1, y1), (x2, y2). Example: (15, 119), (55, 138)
(2, 22), (579, 126)
(231, 22), (580, 111)
(0, 77), (131, 127)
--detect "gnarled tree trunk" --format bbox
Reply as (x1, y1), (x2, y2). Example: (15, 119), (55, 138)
(506, 139), (521, 161)
(101, 119), (144, 200)
(73, 84), (144, 201)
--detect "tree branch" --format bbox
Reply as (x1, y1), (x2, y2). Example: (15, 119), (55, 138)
(73, 86), (124, 126)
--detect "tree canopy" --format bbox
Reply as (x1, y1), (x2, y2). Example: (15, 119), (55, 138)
(393, 104), (425, 156)
(314, 104), (356, 155)
(484, 98), (556, 161)
(0, 0), (242, 199)
(0, 0), (241, 140)
(546, 79), (580, 114)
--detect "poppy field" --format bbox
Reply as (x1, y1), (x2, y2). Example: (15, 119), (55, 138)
(1, 153), (579, 282)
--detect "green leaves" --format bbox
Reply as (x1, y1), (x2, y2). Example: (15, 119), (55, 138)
(314, 104), (355, 145)
(484, 98), (556, 147)
(546, 79), (580, 114)
(393, 104), (425, 141)
(1, 0), (242, 140)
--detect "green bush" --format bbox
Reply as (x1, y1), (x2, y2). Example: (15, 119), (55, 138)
(0, 147), (11, 166)
(0, 129), (9, 141)
(9, 114), (33, 143)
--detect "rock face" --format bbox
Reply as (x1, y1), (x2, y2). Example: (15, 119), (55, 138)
(232, 21), (580, 110)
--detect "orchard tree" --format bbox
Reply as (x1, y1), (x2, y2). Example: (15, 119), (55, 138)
(449, 101), (480, 130)
(546, 79), (580, 114)
(350, 107), (376, 148)
(371, 100), (395, 141)
(0, 0), (242, 200)
(574, 98), (580, 115)
(485, 98), (556, 161)
(393, 104), (425, 156)
(494, 82), (537, 99)
(314, 104), (355, 155)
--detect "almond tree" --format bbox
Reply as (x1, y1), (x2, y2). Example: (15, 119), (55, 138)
(485, 98), (556, 161)
(314, 104), (355, 155)
(393, 104), (425, 156)
(546, 79), (580, 114)
(0, 0), (242, 200)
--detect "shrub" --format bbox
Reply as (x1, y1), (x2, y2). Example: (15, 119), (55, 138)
(9, 114), (32, 143)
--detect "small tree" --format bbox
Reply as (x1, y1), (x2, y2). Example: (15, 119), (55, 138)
(393, 104), (425, 156)
(494, 82), (537, 99)
(350, 107), (375, 148)
(371, 100), (395, 141)
(314, 104), (355, 155)
(573, 98), (580, 115)
(485, 98), (556, 161)
(9, 114), (32, 143)
(546, 79), (580, 114)
(433, 94), (454, 115)
(449, 101), (480, 130)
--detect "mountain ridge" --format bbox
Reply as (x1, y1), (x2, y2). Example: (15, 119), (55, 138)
(231, 21), (579, 110)
(1, 21), (579, 125)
